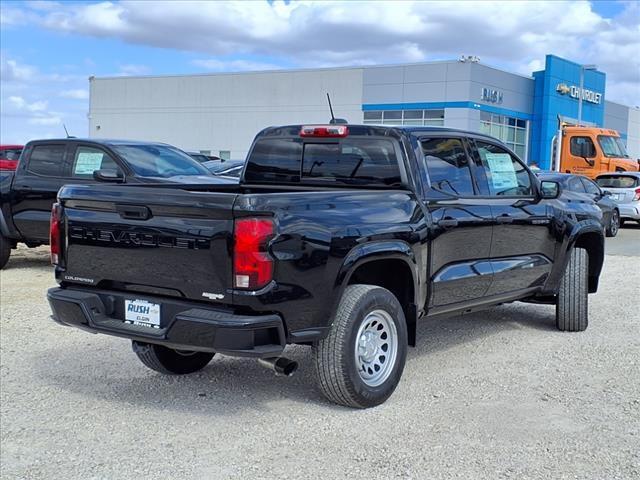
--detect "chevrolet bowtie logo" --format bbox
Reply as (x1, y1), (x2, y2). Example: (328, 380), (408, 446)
(556, 83), (571, 95)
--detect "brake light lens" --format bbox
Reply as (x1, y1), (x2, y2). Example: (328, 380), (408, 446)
(299, 125), (348, 137)
(50, 203), (62, 265)
(0, 159), (19, 171)
(233, 218), (274, 289)
(634, 187), (640, 201)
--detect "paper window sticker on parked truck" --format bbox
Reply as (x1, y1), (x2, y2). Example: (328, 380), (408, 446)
(74, 152), (105, 175)
(485, 152), (518, 192)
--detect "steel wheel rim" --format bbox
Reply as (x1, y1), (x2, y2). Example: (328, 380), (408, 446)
(354, 309), (398, 387)
(611, 211), (619, 235)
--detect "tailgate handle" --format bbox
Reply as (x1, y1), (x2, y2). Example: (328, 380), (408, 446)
(116, 205), (151, 220)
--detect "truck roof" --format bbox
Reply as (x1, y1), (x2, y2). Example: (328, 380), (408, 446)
(258, 124), (503, 144)
(24, 138), (172, 147)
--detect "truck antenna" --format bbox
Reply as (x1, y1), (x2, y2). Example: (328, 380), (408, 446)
(327, 93), (336, 123)
(326, 93), (348, 125)
(63, 124), (71, 138)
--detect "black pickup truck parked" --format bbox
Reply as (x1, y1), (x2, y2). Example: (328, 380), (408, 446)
(47, 124), (605, 408)
(0, 138), (229, 269)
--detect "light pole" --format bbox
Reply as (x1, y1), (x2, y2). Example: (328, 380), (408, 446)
(577, 64), (597, 126)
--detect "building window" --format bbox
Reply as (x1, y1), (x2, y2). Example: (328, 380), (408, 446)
(363, 109), (445, 127)
(219, 150), (231, 160)
(479, 112), (528, 160)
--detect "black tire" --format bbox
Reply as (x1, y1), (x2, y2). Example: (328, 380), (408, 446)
(313, 284), (408, 408)
(605, 210), (619, 237)
(0, 235), (11, 270)
(132, 341), (214, 374)
(556, 248), (589, 332)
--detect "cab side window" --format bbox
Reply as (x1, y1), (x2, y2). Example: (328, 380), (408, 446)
(71, 146), (118, 178)
(27, 145), (66, 177)
(570, 137), (596, 158)
(474, 141), (533, 196)
(421, 138), (475, 196)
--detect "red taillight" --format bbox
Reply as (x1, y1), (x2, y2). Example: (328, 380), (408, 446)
(233, 218), (274, 289)
(50, 203), (62, 265)
(0, 159), (19, 171)
(634, 187), (640, 201)
(299, 125), (348, 138)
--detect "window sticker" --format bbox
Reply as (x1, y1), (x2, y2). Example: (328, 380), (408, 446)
(485, 152), (518, 192)
(74, 152), (104, 174)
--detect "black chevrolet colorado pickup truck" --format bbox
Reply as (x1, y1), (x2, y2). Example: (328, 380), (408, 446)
(0, 138), (228, 269)
(47, 124), (605, 408)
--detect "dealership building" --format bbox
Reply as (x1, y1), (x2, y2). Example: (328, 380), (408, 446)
(88, 54), (639, 167)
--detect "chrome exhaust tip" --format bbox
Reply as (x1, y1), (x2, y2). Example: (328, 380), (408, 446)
(258, 357), (298, 377)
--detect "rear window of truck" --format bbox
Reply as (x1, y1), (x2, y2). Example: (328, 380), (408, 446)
(245, 137), (401, 186)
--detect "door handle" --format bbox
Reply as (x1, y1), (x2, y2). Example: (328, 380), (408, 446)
(437, 218), (459, 228)
(116, 204), (151, 220)
(495, 214), (514, 224)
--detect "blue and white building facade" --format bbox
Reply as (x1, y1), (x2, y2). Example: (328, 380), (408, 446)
(89, 54), (639, 165)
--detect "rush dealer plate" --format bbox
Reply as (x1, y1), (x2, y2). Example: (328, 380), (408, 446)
(124, 299), (161, 329)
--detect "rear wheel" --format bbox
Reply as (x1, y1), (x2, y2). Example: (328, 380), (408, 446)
(556, 248), (589, 332)
(132, 341), (215, 374)
(313, 284), (408, 408)
(0, 235), (11, 270)
(605, 210), (620, 237)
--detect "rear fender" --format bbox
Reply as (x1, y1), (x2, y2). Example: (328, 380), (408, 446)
(331, 240), (419, 345)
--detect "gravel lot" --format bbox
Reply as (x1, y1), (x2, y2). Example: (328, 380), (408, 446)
(1, 232), (639, 480)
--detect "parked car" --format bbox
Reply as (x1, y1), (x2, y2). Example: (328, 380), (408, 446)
(0, 138), (233, 269)
(537, 172), (620, 237)
(203, 159), (245, 178)
(0, 144), (23, 171)
(47, 124), (604, 408)
(186, 152), (211, 163)
(595, 172), (640, 226)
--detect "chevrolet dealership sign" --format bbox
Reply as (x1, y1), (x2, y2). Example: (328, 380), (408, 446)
(556, 83), (602, 104)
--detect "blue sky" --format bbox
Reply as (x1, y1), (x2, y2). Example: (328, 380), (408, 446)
(1, 0), (639, 143)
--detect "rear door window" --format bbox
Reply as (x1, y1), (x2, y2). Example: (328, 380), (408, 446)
(27, 145), (66, 177)
(474, 141), (533, 196)
(302, 138), (400, 185)
(421, 138), (475, 196)
(567, 176), (586, 193)
(71, 146), (119, 178)
(581, 177), (601, 195)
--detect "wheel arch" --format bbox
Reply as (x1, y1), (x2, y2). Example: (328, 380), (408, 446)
(568, 225), (605, 293)
(335, 241), (419, 347)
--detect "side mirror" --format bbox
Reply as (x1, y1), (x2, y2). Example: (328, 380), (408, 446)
(540, 180), (560, 199)
(93, 169), (124, 183)
(578, 144), (595, 166)
(602, 190), (611, 197)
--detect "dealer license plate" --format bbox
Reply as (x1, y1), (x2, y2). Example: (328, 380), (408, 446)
(124, 299), (161, 329)
(611, 193), (621, 201)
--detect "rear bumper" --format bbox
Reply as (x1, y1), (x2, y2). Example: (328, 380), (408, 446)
(47, 287), (286, 358)
(618, 202), (640, 220)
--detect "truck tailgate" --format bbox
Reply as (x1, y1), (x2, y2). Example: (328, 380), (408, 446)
(58, 185), (237, 304)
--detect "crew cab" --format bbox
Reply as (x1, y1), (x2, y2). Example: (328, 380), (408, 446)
(47, 125), (605, 408)
(0, 138), (229, 269)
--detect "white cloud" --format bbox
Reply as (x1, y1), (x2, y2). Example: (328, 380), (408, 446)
(16, 0), (638, 105)
(191, 59), (283, 72)
(8, 95), (48, 112)
(116, 63), (151, 76)
(1, 57), (38, 81)
(59, 88), (90, 100)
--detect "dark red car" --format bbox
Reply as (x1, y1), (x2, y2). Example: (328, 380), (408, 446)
(0, 145), (24, 171)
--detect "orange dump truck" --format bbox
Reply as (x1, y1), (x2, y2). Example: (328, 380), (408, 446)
(551, 126), (639, 179)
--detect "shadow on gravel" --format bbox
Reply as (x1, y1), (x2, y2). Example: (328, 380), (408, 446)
(3, 253), (51, 271)
(32, 303), (556, 412)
